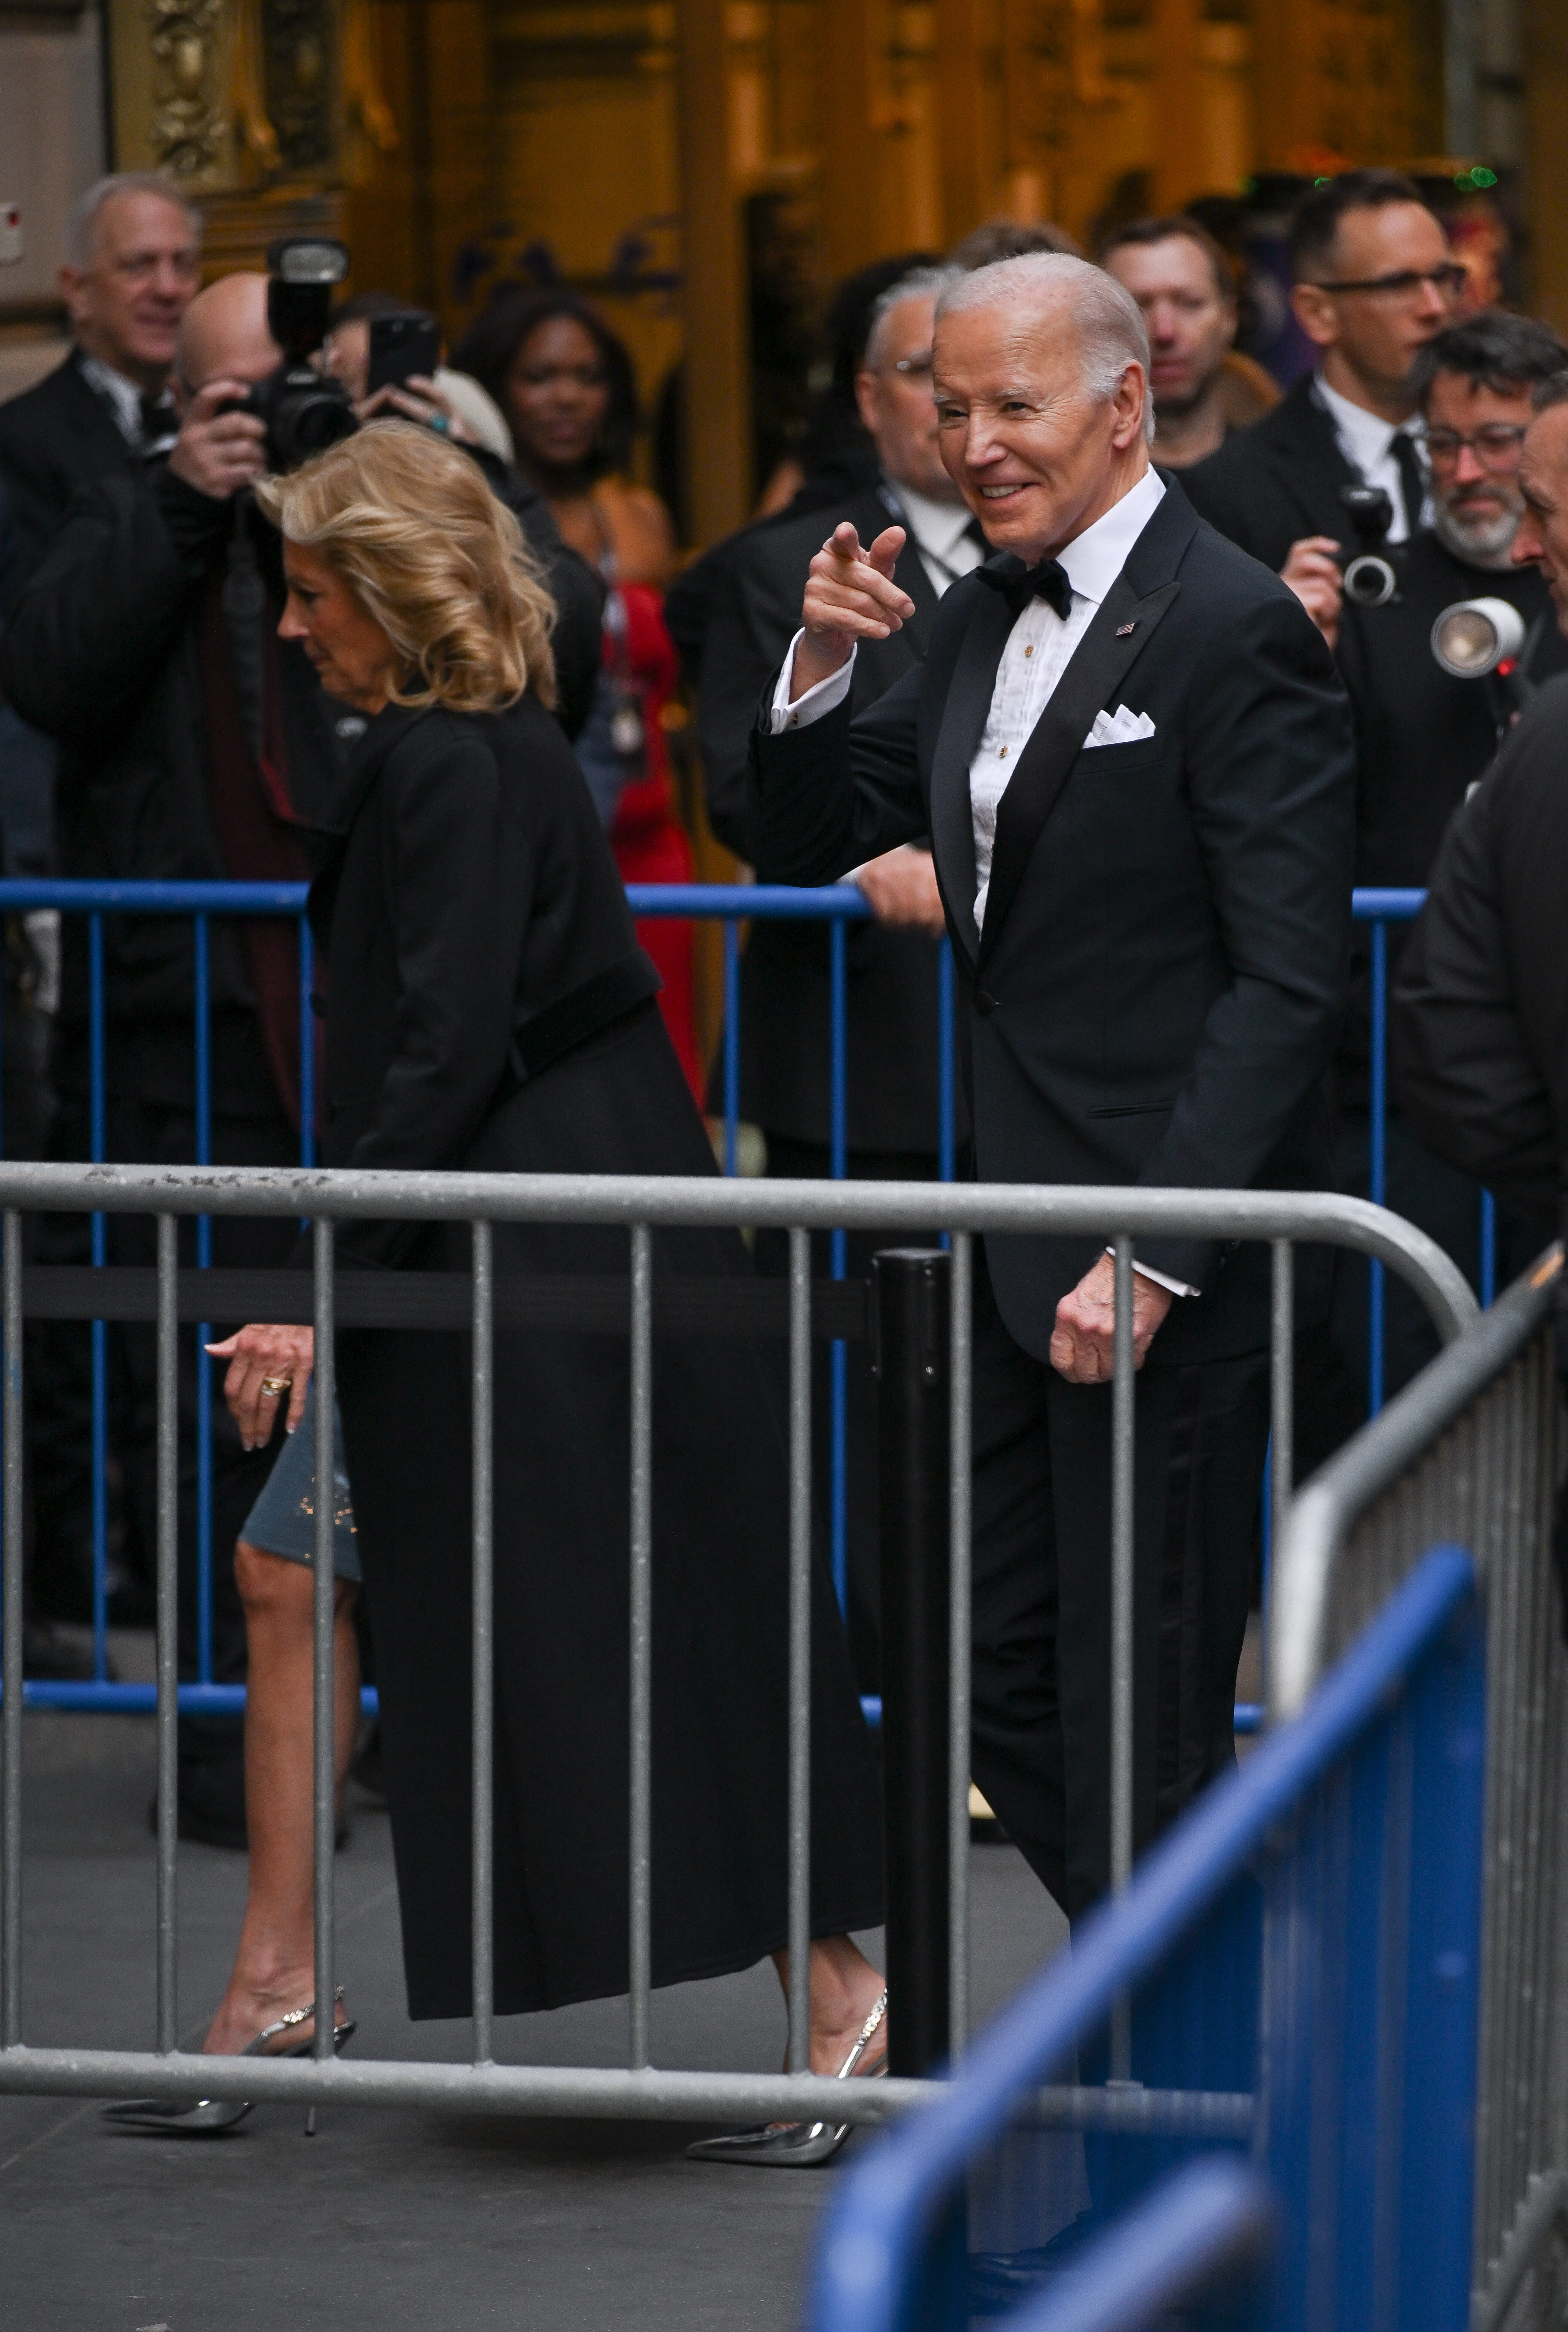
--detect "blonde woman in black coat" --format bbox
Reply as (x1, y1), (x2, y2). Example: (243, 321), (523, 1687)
(113, 423), (886, 2160)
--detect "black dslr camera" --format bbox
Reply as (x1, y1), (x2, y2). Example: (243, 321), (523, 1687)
(224, 238), (357, 471)
(1335, 484), (1400, 608)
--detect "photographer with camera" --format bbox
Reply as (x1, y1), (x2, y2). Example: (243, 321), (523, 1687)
(0, 255), (596, 1842)
(1305, 311), (1568, 1435)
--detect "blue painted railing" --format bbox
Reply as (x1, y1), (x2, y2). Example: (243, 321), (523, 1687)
(809, 1543), (1486, 2332)
(0, 883), (1460, 1732)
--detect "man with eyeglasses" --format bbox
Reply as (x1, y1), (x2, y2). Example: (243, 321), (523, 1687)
(1295, 311), (1568, 1453)
(1184, 169), (1458, 640)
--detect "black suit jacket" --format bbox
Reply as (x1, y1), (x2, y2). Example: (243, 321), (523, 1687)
(749, 480), (1356, 1364)
(1392, 674), (1568, 1219)
(1182, 372), (1361, 575)
(0, 349), (142, 575)
(696, 482), (964, 1153)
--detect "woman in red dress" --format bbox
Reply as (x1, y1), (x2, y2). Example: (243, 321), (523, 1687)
(453, 291), (702, 1098)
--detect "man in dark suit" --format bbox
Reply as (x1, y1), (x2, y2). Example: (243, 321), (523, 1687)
(1323, 311), (1567, 1426)
(749, 252), (1354, 1918)
(1183, 170), (1459, 643)
(1393, 382), (1568, 1243)
(0, 172), (200, 567)
(696, 264), (978, 1682)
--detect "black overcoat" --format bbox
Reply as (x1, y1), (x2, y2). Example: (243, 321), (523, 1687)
(311, 694), (883, 2019)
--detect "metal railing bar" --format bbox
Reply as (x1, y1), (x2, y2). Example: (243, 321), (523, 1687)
(1270, 1246), (1560, 1720)
(1369, 916), (1388, 1416)
(788, 1224), (812, 2078)
(948, 1231), (971, 2066)
(1471, 2170), (1568, 2332)
(1109, 1234), (1135, 2083)
(1, 1210), (20, 2047)
(0, 1168), (1476, 1334)
(806, 1548), (1479, 2298)
(627, 1222), (653, 2072)
(155, 1215), (178, 2055)
(88, 913), (107, 1686)
(194, 915), (213, 1688)
(1267, 1239), (1294, 1710)
(471, 1221), (494, 2069)
(0, 2046), (938, 2121)
(311, 1217), (335, 2063)
(721, 920), (739, 1179)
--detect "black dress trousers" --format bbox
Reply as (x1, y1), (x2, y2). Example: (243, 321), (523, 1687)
(965, 1243), (1268, 1923)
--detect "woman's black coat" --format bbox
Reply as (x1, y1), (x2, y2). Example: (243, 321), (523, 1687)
(311, 695), (882, 2017)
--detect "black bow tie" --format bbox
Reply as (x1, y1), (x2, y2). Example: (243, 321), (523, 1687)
(976, 554), (1074, 622)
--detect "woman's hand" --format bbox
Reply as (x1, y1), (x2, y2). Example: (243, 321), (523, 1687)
(205, 1324), (315, 1449)
(353, 374), (479, 446)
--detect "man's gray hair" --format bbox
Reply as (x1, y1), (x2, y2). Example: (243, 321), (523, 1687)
(863, 266), (963, 371)
(935, 252), (1156, 445)
(67, 173), (201, 269)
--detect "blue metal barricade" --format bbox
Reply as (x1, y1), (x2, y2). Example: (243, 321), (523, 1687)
(807, 1542), (1487, 2332)
(0, 879), (1483, 1726)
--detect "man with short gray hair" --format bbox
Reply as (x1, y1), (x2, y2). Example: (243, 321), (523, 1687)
(0, 173), (201, 567)
(750, 250), (1355, 1920)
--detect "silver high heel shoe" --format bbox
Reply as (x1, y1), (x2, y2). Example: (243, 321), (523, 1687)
(102, 1988), (355, 2136)
(686, 1988), (888, 2167)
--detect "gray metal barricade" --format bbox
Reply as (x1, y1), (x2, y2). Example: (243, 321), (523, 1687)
(0, 1164), (1474, 2127)
(1271, 1244), (1567, 2331)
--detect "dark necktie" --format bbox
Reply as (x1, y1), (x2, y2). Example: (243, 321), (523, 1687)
(1391, 430), (1427, 536)
(976, 554), (1074, 621)
(138, 392), (174, 453)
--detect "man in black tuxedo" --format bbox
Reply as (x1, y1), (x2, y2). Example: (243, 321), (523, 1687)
(698, 265), (978, 1682)
(749, 252), (1354, 1918)
(1183, 170), (1458, 645)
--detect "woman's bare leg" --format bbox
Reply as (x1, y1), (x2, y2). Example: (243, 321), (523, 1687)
(770, 1936), (887, 2075)
(202, 1544), (359, 2055)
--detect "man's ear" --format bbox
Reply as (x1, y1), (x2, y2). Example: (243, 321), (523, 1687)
(57, 263), (86, 328)
(853, 367), (881, 437)
(1108, 363), (1149, 451)
(1290, 281), (1337, 354)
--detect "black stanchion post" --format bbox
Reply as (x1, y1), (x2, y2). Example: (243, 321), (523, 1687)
(872, 1246), (951, 2078)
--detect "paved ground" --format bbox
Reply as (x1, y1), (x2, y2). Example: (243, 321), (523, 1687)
(0, 1680), (1070, 2332)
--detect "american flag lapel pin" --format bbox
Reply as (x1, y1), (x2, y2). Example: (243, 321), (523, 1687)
(1115, 622), (1137, 637)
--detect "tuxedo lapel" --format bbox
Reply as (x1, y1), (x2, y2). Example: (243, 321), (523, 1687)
(928, 582), (1012, 965)
(977, 487), (1201, 964)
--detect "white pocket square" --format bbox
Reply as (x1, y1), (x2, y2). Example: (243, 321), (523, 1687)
(1084, 705), (1157, 749)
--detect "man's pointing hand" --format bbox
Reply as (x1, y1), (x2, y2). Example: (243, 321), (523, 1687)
(790, 523), (917, 700)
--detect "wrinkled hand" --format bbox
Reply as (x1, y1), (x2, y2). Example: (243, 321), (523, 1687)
(167, 379), (268, 501)
(355, 374), (478, 446)
(1049, 1255), (1173, 1385)
(1280, 535), (1344, 650)
(205, 1323), (315, 1449)
(854, 846), (946, 934)
(792, 523), (915, 698)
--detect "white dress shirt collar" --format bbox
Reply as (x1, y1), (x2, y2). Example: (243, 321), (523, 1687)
(1313, 372), (1422, 469)
(79, 355), (146, 446)
(887, 477), (975, 562)
(1055, 465), (1167, 604)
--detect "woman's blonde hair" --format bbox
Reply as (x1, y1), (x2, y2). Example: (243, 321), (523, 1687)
(255, 421), (557, 713)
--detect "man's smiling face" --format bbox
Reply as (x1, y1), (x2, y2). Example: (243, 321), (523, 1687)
(932, 292), (1148, 563)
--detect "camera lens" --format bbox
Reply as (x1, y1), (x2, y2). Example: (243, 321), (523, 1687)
(1431, 597), (1527, 678)
(1343, 553), (1398, 608)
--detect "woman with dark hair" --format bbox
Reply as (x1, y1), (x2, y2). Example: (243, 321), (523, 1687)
(453, 291), (701, 1097)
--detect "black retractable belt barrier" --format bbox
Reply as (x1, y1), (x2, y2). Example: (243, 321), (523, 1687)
(872, 1247), (951, 2079)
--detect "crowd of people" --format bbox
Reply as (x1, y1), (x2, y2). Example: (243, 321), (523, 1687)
(3, 159), (1568, 2163)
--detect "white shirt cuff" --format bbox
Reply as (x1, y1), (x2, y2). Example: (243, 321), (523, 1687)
(768, 631), (857, 732)
(1105, 1247), (1199, 1300)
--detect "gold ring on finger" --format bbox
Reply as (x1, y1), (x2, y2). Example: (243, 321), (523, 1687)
(260, 1374), (293, 1398)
